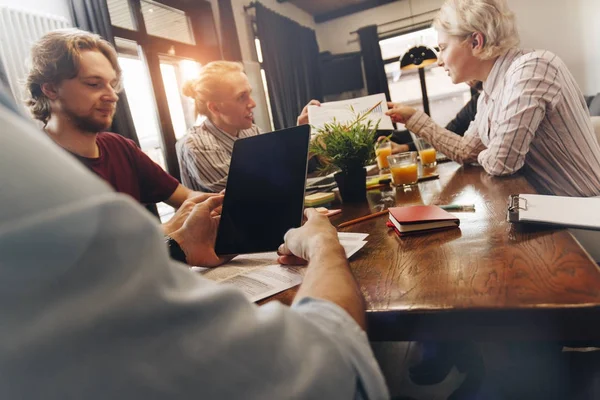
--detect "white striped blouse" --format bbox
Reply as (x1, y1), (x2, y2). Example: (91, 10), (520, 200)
(406, 48), (600, 197)
(176, 118), (261, 193)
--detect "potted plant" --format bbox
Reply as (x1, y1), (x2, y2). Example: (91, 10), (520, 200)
(310, 107), (380, 202)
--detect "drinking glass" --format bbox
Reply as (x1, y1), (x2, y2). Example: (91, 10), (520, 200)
(375, 140), (392, 173)
(387, 152), (418, 188)
(414, 138), (437, 168)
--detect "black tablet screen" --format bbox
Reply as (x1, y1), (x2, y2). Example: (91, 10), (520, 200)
(215, 125), (311, 255)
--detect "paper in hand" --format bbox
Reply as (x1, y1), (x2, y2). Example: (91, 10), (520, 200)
(308, 93), (394, 130)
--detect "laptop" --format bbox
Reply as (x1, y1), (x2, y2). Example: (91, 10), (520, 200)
(215, 125), (311, 255)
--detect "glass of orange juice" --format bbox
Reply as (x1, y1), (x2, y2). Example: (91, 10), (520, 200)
(387, 152), (419, 188)
(415, 138), (437, 168)
(375, 140), (392, 173)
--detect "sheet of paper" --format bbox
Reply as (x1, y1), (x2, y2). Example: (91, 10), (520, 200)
(518, 194), (600, 229)
(337, 232), (369, 241)
(194, 233), (368, 302)
(308, 93), (394, 131)
(306, 172), (336, 187)
(221, 265), (305, 303)
(340, 239), (368, 258)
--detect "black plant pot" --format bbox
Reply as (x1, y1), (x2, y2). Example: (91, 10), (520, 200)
(334, 168), (367, 203)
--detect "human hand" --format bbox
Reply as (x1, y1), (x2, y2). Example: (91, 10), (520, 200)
(297, 99), (321, 125)
(168, 196), (232, 267)
(163, 192), (221, 235)
(277, 208), (341, 265)
(391, 142), (409, 154)
(376, 136), (409, 154)
(386, 102), (417, 124)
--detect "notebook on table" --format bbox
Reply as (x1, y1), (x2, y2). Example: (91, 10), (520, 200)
(507, 194), (600, 230)
(386, 205), (460, 236)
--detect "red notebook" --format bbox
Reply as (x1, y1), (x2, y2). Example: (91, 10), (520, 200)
(387, 205), (460, 236)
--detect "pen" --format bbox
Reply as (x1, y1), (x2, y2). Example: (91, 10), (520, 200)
(367, 184), (389, 191)
(439, 204), (476, 212)
(337, 209), (388, 228)
(306, 183), (337, 191)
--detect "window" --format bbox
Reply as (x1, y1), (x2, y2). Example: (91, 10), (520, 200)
(159, 56), (202, 140)
(379, 28), (471, 128)
(107, 0), (136, 30)
(254, 38), (274, 131)
(141, 0), (195, 44)
(108, 0), (219, 221)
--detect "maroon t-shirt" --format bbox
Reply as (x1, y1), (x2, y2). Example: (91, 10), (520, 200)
(73, 132), (179, 205)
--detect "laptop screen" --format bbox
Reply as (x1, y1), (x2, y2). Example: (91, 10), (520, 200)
(215, 125), (311, 255)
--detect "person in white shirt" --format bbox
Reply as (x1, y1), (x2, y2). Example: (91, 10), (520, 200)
(386, 0), (600, 197)
(0, 89), (388, 399)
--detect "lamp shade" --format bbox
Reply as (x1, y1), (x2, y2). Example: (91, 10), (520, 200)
(400, 45), (438, 70)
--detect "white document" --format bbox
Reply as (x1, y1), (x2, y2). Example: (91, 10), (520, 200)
(219, 264), (305, 303)
(308, 93), (394, 131)
(337, 232), (369, 241)
(510, 194), (600, 230)
(193, 233), (369, 302)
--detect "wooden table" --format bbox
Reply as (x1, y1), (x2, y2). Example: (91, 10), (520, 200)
(269, 162), (600, 341)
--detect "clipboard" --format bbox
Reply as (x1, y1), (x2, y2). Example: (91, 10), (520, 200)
(507, 194), (600, 230)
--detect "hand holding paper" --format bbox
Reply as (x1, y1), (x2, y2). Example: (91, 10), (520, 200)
(277, 208), (342, 265)
(308, 93), (394, 130)
(385, 101), (418, 124)
(298, 99), (321, 125)
(194, 232), (368, 302)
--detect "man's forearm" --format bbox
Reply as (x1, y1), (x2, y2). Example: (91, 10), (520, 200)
(294, 242), (366, 330)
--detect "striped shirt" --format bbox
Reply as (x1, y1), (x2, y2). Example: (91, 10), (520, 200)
(176, 118), (261, 192)
(406, 48), (600, 197)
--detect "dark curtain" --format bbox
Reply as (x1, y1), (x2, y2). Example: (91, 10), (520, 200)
(69, 0), (140, 146)
(255, 3), (322, 130)
(218, 0), (242, 61)
(357, 25), (390, 101)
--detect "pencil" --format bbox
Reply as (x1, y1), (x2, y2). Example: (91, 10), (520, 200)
(366, 183), (389, 191)
(337, 209), (389, 229)
(364, 100), (383, 116)
(346, 100), (383, 129)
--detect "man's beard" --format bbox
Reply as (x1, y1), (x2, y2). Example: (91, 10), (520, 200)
(64, 108), (114, 133)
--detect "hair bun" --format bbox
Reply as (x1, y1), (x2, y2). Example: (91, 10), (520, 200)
(182, 80), (196, 98)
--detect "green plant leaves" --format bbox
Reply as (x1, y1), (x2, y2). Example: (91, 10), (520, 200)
(310, 107), (380, 174)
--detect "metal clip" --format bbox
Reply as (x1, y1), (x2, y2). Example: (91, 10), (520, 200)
(508, 196), (528, 212)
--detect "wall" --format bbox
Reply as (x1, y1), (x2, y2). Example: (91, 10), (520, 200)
(315, 0), (600, 95)
(0, 0), (71, 21)
(576, 0), (600, 94)
(506, 0), (599, 95)
(316, 0), (443, 55)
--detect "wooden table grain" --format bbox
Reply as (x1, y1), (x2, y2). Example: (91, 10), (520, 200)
(267, 162), (600, 341)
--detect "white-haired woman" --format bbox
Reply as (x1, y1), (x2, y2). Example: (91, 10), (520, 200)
(386, 0), (600, 197)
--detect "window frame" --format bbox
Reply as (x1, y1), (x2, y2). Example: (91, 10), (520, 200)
(379, 27), (474, 121)
(110, 0), (220, 180)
